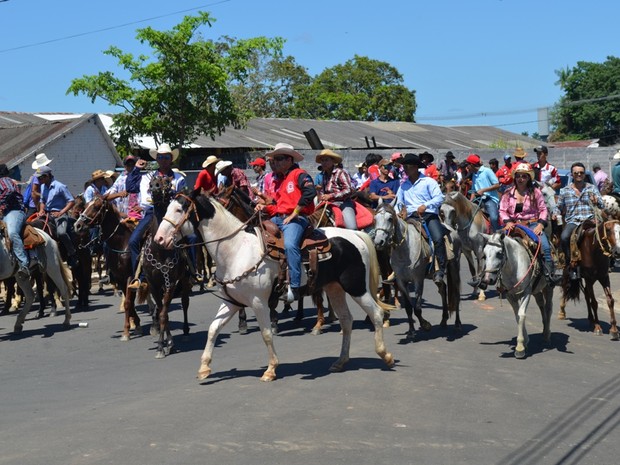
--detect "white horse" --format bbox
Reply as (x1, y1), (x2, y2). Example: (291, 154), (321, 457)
(153, 192), (395, 382)
(373, 202), (462, 339)
(480, 231), (553, 359)
(1, 228), (73, 333)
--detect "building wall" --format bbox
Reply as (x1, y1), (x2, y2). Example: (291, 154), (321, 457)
(19, 121), (121, 195)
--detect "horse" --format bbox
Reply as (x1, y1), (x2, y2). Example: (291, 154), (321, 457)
(479, 231), (554, 358)
(74, 197), (156, 339)
(0, 225), (73, 334)
(442, 192), (489, 301)
(154, 191), (395, 381)
(372, 202), (462, 339)
(558, 220), (620, 340)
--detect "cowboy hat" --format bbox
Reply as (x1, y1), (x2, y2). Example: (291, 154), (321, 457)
(315, 149), (342, 164)
(172, 168), (187, 177)
(265, 143), (304, 162)
(91, 169), (107, 181)
(533, 145), (548, 154)
(419, 151), (435, 163)
(513, 162), (534, 181)
(202, 155), (221, 168)
(31, 153), (53, 170)
(513, 147), (527, 159)
(215, 160), (233, 175)
(401, 153), (427, 168)
(149, 143), (179, 162)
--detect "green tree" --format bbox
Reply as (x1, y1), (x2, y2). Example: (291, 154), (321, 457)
(292, 55), (416, 121)
(550, 56), (620, 145)
(67, 12), (282, 154)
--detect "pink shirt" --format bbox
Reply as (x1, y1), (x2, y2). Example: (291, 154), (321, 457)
(499, 186), (548, 223)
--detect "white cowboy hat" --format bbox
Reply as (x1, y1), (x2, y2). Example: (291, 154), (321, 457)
(202, 155), (221, 168)
(215, 160), (233, 175)
(149, 143), (180, 162)
(31, 153), (53, 170)
(614, 150), (620, 160)
(265, 143), (304, 162)
(172, 168), (187, 177)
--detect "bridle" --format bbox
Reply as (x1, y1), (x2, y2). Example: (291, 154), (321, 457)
(482, 234), (542, 292)
(374, 206), (408, 248)
(77, 198), (107, 227)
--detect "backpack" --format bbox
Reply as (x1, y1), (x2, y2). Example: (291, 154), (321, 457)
(22, 181), (33, 206)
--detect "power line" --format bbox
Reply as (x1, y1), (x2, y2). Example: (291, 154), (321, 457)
(0, 1), (230, 54)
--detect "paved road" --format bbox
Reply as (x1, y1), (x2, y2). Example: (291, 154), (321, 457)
(1, 265), (619, 465)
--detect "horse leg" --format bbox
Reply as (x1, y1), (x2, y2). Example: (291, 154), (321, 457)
(155, 289), (173, 359)
(558, 291), (567, 320)
(13, 279), (35, 334)
(122, 287), (141, 341)
(323, 283), (352, 372)
(396, 279), (417, 339)
(311, 292), (326, 335)
(437, 279), (449, 329)
(510, 294), (531, 359)
(350, 285), (395, 369)
(585, 281), (602, 336)
(599, 278), (619, 340)
(238, 307), (248, 335)
(534, 288), (553, 344)
(413, 278), (432, 332)
(181, 278), (191, 337)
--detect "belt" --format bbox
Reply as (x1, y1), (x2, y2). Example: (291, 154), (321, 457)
(513, 218), (539, 225)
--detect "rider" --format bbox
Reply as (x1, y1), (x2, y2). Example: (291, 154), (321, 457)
(368, 159), (400, 208)
(557, 161), (605, 280)
(316, 149), (357, 230)
(499, 162), (563, 286)
(395, 153), (448, 284)
(35, 165), (78, 268)
(532, 146), (561, 191)
(128, 143), (187, 288)
(465, 154), (501, 232)
(0, 164), (29, 279)
(254, 143), (316, 302)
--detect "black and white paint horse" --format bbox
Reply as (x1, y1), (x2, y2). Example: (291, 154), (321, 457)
(154, 191), (395, 382)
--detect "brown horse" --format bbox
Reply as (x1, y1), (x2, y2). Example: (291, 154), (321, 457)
(559, 220), (620, 340)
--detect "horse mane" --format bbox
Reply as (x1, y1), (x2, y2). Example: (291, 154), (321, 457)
(445, 191), (475, 217)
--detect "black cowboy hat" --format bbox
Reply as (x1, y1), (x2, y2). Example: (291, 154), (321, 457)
(419, 151), (435, 163)
(401, 153), (427, 168)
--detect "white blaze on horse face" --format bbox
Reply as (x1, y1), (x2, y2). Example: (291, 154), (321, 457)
(154, 199), (185, 249)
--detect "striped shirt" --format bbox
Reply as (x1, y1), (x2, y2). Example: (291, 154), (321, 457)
(0, 177), (24, 212)
(557, 182), (604, 224)
(321, 168), (354, 201)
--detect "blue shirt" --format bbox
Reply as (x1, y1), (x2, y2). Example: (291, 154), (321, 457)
(471, 166), (500, 204)
(396, 175), (444, 216)
(369, 177), (400, 208)
(41, 179), (74, 212)
(83, 184), (108, 203)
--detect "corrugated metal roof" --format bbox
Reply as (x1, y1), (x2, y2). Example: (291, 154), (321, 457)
(193, 118), (540, 151)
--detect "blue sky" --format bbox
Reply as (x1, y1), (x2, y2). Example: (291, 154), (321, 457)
(1, 0), (619, 136)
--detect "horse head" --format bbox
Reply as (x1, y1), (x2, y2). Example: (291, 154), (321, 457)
(373, 202), (398, 250)
(74, 196), (108, 234)
(155, 191), (207, 249)
(480, 232), (503, 287)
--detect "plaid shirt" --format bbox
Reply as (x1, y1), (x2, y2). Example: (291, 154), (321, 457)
(0, 177), (23, 212)
(557, 182), (604, 224)
(321, 168), (354, 201)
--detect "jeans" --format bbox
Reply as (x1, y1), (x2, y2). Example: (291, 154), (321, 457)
(129, 207), (154, 273)
(560, 222), (578, 265)
(482, 198), (500, 232)
(4, 209), (27, 268)
(335, 199), (357, 230)
(409, 212), (448, 272)
(524, 222), (553, 265)
(54, 213), (76, 257)
(271, 215), (309, 289)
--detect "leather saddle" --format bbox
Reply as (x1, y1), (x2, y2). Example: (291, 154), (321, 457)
(0, 221), (46, 251)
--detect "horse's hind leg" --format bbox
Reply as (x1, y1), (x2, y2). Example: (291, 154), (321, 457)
(600, 279), (618, 340)
(585, 281), (602, 336)
(238, 307), (248, 335)
(534, 288), (553, 344)
(323, 283), (353, 372)
(181, 278), (191, 337)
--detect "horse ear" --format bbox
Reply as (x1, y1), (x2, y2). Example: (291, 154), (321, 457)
(377, 197), (383, 206)
(390, 197), (397, 208)
(480, 233), (491, 242)
(499, 231), (506, 240)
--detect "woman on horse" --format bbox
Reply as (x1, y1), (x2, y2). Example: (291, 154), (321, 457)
(499, 162), (562, 286)
(316, 149), (357, 230)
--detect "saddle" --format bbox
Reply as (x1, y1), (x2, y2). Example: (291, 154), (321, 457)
(321, 201), (375, 230)
(569, 220), (596, 266)
(0, 221), (46, 251)
(405, 218), (456, 272)
(260, 220), (331, 293)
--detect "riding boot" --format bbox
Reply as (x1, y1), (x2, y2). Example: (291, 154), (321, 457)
(543, 260), (562, 286)
(433, 242), (448, 284)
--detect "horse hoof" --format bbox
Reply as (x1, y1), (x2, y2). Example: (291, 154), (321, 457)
(595, 329), (603, 336)
(610, 331), (619, 341)
(329, 362), (346, 373)
(13, 324), (22, 334)
(35, 311), (44, 320)
(515, 350), (527, 359)
(271, 324), (278, 335)
(384, 353), (395, 368)
(155, 351), (165, 359)
(260, 372), (276, 382)
(477, 293), (486, 301)
(150, 326), (158, 337)
(557, 311), (566, 320)
(50, 310), (57, 318)
(311, 328), (322, 336)
(197, 369), (211, 381)
(120, 334), (130, 342)
(238, 325), (248, 335)
(383, 320), (390, 328)
(63, 320), (71, 329)
(421, 321), (432, 332)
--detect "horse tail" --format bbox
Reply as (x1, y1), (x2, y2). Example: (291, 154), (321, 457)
(136, 282), (150, 305)
(354, 230), (397, 312)
(564, 277), (581, 302)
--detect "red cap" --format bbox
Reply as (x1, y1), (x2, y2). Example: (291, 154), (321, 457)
(250, 158), (266, 167)
(465, 154), (482, 166)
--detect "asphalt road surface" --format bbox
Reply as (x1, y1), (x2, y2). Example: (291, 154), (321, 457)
(1, 263), (619, 465)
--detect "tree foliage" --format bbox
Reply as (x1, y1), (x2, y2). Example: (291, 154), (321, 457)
(550, 56), (620, 145)
(67, 12), (283, 154)
(291, 55), (416, 122)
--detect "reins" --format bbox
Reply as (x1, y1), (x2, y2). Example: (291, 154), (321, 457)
(483, 234), (542, 292)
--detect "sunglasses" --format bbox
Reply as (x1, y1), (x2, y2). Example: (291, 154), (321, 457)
(572, 171), (585, 175)
(157, 154), (172, 160)
(514, 173), (529, 179)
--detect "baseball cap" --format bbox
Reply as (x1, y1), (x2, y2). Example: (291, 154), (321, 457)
(503, 154), (511, 161)
(249, 158), (266, 167)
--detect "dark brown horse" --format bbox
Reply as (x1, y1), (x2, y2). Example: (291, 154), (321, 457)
(559, 220), (620, 340)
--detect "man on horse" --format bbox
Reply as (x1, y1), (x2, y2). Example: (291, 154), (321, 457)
(395, 153), (448, 284)
(254, 143), (316, 302)
(0, 164), (29, 279)
(465, 154), (501, 232)
(532, 146), (561, 191)
(128, 143), (187, 288)
(35, 165), (78, 268)
(316, 149), (357, 230)
(557, 161), (605, 280)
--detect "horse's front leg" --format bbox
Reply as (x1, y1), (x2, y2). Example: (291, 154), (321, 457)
(436, 279), (449, 329)
(121, 287), (141, 341)
(250, 300), (280, 381)
(323, 283), (353, 372)
(534, 287), (553, 344)
(584, 281), (602, 336)
(155, 289), (173, 359)
(13, 279), (34, 334)
(181, 278), (191, 336)
(238, 307), (248, 335)
(413, 278), (431, 332)
(395, 278), (416, 339)
(198, 302), (243, 381)
(558, 290), (568, 320)
(510, 294), (531, 359)
(602, 283), (619, 340)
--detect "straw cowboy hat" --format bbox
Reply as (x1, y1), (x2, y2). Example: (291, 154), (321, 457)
(512, 162), (535, 181)
(513, 147), (527, 159)
(32, 153), (53, 170)
(91, 170), (107, 182)
(202, 155), (221, 168)
(265, 143), (304, 162)
(172, 168), (187, 177)
(215, 160), (233, 175)
(315, 149), (343, 164)
(149, 143), (179, 162)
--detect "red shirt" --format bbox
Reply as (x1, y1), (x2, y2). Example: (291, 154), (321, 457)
(424, 163), (439, 181)
(194, 169), (217, 193)
(496, 165), (513, 187)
